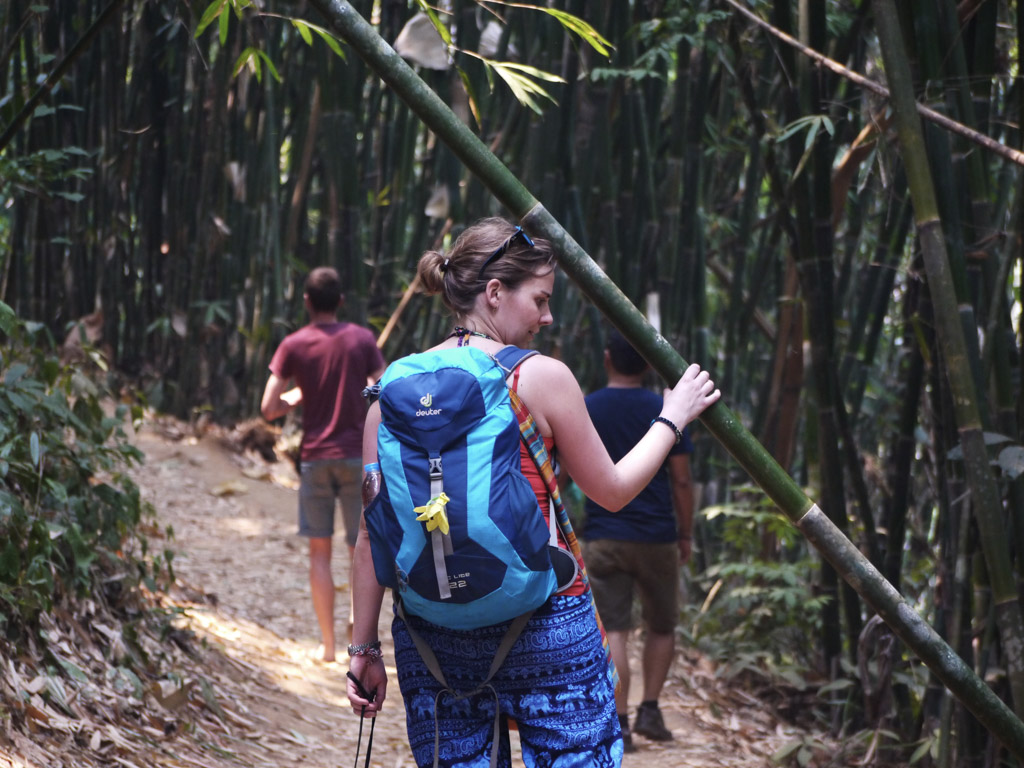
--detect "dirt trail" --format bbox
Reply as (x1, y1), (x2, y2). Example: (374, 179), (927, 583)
(3, 420), (813, 768)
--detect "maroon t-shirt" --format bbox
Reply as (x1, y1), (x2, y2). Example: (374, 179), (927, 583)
(269, 322), (385, 461)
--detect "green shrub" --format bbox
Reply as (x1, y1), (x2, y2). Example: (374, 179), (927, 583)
(687, 492), (828, 677)
(0, 301), (168, 644)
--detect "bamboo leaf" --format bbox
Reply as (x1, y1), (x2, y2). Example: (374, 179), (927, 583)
(233, 48), (258, 80)
(256, 50), (282, 82)
(456, 66), (483, 128)
(464, 51), (564, 111)
(775, 121), (807, 143)
(293, 19), (313, 46)
(479, 2), (613, 56)
(230, 0), (251, 21)
(30, 432), (41, 467)
(909, 740), (931, 764)
(312, 26), (346, 59)
(803, 119), (819, 152)
(536, 8), (613, 57)
(219, 4), (229, 44)
(288, 19), (346, 59)
(488, 60), (565, 84)
(487, 64), (555, 113)
(482, 58), (496, 93)
(194, 0), (227, 39)
(232, 48), (282, 83)
(791, 141), (813, 181)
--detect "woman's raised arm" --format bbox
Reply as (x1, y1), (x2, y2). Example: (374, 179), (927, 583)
(519, 357), (719, 511)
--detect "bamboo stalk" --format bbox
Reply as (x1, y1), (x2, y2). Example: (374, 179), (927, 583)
(706, 255), (775, 343)
(0, 0), (126, 151)
(308, 0), (1024, 756)
(873, 0), (1024, 725)
(881, 272), (925, 589)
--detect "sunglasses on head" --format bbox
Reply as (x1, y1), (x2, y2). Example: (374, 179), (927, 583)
(477, 226), (535, 280)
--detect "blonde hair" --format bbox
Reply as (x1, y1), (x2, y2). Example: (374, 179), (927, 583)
(418, 217), (555, 318)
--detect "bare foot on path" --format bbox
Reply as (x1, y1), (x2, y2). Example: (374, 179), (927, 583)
(1, 417), (820, 768)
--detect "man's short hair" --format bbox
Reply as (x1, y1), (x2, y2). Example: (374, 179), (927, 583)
(606, 329), (649, 376)
(305, 267), (343, 313)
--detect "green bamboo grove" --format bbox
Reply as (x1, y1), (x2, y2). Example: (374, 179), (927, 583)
(5, 0), (1024, 763)
(305, 0), (1024, 760)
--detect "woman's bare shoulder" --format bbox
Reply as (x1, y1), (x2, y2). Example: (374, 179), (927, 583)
(518, 353), (576, 384)
(516, 354), (585, 423)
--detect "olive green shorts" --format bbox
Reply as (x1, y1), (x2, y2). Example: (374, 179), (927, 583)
(582, 539), (679, 634)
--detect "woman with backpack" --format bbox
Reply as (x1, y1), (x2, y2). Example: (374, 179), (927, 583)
(347, 217), (720, 768)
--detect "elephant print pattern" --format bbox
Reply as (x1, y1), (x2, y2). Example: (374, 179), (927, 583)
(392, 594), (623, 767)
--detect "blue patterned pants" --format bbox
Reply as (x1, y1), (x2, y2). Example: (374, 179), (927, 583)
(392, 594), (623, 768)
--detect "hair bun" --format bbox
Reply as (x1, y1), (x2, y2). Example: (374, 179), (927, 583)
(417, 250), (446, 295)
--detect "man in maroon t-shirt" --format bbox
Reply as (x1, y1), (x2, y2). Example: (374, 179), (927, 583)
(261, 267), (386, 663)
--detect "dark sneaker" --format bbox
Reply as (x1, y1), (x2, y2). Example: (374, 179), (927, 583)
(621, 731), (637, 753)
(633, 703), (672, 741)
(619, 716), (637, 753)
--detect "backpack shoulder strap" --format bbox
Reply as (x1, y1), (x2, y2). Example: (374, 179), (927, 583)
(494, 345), (537, 378)
(507, 388), (619, 690)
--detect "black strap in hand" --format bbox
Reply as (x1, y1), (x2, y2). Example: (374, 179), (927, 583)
(347, 671), (376, 768)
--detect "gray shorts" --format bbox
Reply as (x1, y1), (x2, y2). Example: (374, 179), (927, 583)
(582, 539), (679, 634)
(298, 458), (362, 546)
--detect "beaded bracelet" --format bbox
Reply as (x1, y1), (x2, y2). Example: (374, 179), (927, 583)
(347, 641), (383, 661)
(651, 415), (683, 445)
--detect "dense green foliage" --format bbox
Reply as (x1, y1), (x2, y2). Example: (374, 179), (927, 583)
(0, 301), (166, 644)
(690, 494), (827, 670)
(6, 0), (1024, 764)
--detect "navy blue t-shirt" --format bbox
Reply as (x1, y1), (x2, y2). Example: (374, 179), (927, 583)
(582, 386), (692, 543)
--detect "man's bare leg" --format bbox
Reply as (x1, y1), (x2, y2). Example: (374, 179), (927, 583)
(309, 536), (335, 661)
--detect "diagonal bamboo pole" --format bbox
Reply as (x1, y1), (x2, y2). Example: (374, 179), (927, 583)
(307, 0), (1024, 757)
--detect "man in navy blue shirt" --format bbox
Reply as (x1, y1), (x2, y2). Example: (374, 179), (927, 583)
(582, 329), (694, 750)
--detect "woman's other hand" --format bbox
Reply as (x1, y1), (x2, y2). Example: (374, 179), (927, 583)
(347, 654), (388, 715)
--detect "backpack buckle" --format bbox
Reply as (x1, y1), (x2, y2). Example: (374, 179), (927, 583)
(428, 457), (443, 481)
(362, 383), (382, 403)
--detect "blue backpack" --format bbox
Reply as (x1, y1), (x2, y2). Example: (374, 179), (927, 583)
(364, 345), (558, 630)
